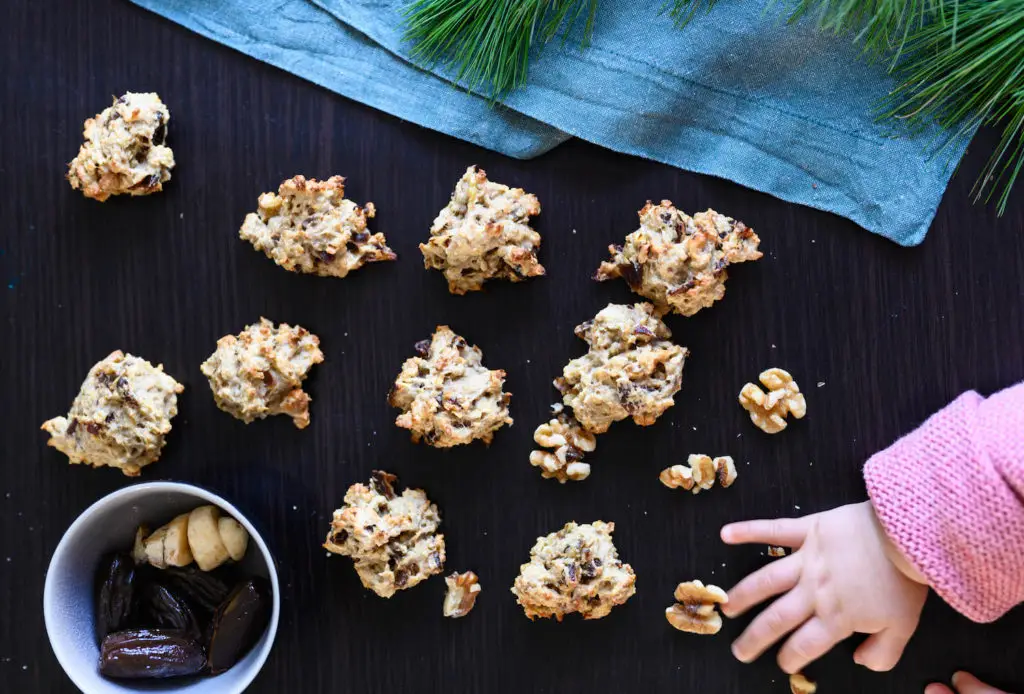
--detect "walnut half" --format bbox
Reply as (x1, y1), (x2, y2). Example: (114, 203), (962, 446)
(739, 368), (806, 434)
(529, 407), (597, 483)
(665, 580), (728, 635)
(443, 571), (481, 618)
(790, 673), (817, 694)
(659, 455), (737, 494)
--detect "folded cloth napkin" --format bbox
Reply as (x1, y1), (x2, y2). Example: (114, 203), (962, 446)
(131, 0), (968, 246)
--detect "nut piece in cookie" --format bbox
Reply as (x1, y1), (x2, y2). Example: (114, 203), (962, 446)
(67, 92), (175, 201)
(200, 318), (324, 429)
(790, 673), (817, 694)
(738, 368), (806, 434)
(421, 165), (545, 294)
(555, 303), (687, 434)
(665, 580), (728, 635)
(324, 471), (445, 598)
(529, 405), (597, 483)
(443, 571), (481, 618)
(389, 326), (512, 447)
(511, 521), (636, 621)
(595, 200), (761, 317)
(41, 351), (183, 476)
(660, 454), (737, 495)
(239, 175), (395, 278)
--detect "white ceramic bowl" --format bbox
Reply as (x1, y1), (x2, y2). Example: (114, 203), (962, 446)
(44, 482), (280, 694)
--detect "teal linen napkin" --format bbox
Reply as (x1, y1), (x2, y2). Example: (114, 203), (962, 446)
(131, 0), (968, 245)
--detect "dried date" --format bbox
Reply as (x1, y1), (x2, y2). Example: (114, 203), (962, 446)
(96, 553), (136, 641)
(207, 578), (272, 674)
(99, 629), (205, 679)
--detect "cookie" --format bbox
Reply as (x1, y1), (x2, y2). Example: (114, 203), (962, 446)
(421, 166), (544, 294)
(323, 471), (445, 598)
(41, 351), (183, 476)
(67, 92), (175, 201)
(389, 326), (512, 447)
(511, 521), (636, 620)
(239, 175), (395, 278)
(595, 200), (761, 317)
(555, 303), (687, 434)
(200, 318), (323, 429)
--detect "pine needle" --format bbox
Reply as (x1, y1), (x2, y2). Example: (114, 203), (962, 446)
(788, 0), (940, 61)
(663, 0), (720, 27)
(402, 0), (598, 98)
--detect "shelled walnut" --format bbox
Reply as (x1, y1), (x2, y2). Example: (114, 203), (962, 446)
(665, 580), (728, 635)
(529, 405), (597, 483)
(443, 571), (481, 618)
(659, 454), (737, 494)
(768, 546), (787, 557)
(789, 673), (817, 694)
(739, 368), (807, 434)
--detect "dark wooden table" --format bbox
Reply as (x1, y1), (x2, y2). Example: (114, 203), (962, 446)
(3, 1), (1023, 692)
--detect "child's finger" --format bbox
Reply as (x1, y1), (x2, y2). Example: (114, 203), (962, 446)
(776, 616), (850, 674)
(924, 686), (954, 694)
(720, 516), (815, 548)
(730, 589), (813, 663)
(950, 671), (1010, 694)
(722, 553), (802, 618)
(852, 629), (911, 672)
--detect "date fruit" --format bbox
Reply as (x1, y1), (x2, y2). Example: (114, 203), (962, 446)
(99, 629), (205, 679)
(207, 578), (272, 674)
(161, 565), (231, 615)
(96, 553), (136, 640)
(141, 583), (200, 640)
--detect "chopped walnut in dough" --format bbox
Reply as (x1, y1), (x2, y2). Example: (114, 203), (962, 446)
(659, 454), (737, 495)
(739, 368), (807, 434)
(790, 673), (817, 694)
(768, 546), (788, 557)
(443, 571), (481, 618)
(200, 318), (324, 429)
(389, 326), (512, 447)
(41, 351), (183, 476)
(594, 200), (761, 317)
(421, 166), (545, 294)
(665, 580), (728, 635)
(555, 303), (687, 434)
(324, 471), (445, 598)
(67, 92), (175, 201)
(529, 405), (597, 483)
(239, 175), (395, 278)
(511, 521), (636, 621)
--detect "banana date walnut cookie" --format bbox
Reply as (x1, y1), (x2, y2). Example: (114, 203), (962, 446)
(239, 175), (395, 278)
(421, 165), (545, 294)
(555, 303), (687, 434)
(511, 521), (636, 621)
(324, 471), (445, 598)
(200, 318), (323, 429)
(595, 200), (761, 317)
(67, 92), (175, 201)
(41, 351), (183, 476)
(389, 326), (512, 447)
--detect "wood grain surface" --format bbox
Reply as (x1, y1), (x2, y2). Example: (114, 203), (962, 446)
(3, 1), (1023, 692)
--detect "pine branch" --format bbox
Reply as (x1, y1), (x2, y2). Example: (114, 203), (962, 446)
(788, 0), (941, 60)
(664, 0), (720, 26)
(402, 0), (598, 98)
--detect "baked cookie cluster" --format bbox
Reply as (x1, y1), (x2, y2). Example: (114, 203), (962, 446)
(421, 166), (545, 294)
(67, 92), (175, 201)
(323, 471), (446, 598)
(595, 200), (761, 317)
(511, 521), (636, 621)
(200, 318), (324, 429)
(41, 351), (183, 476)
(389, 326), (512, 447)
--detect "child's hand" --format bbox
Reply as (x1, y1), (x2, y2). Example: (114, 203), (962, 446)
(719, 501), (928, 674)
(925, 672), (1010, 694)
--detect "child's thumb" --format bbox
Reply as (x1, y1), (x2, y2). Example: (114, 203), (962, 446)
(852, 629), (910, 672)
(950, 671), (1010, 694)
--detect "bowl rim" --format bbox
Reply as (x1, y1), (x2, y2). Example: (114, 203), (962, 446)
(43, 481), (281, 694)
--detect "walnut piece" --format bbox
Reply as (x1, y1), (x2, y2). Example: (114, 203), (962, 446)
(768, 546), (788, 557)
(239, 175), (395, 278)
(555, 303), (687, 434)
(200, 318), (324, 429)
(594, 200), (762, 317)
(421, 165), (545, 294)
(659, 455), (737, 495)
(443, 571), (481, 618)
(323, 471), (445, 598)
(389, 326), (512, 447)
(511, 521), (636, 621)
(790, 673), (817, 694)
(529, 407), (597, 483)
(665, 580), (728, 635)
(739, 368), (807, 434)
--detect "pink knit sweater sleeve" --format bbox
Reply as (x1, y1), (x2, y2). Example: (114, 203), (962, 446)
(863, 383), (1024, 623)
